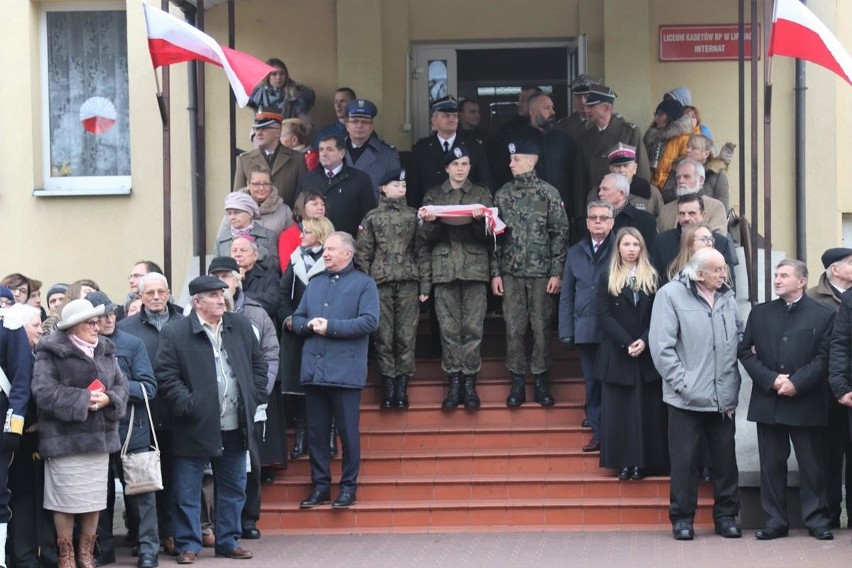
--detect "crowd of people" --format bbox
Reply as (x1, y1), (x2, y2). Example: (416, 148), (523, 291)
(2, 62), (852, 568)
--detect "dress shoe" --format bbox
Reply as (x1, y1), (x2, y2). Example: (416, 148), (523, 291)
(131, 546), (139, 557)
(162, 537), (178, 557)
(754, 526), (789, 540)
(202, 533), (215, 548)
(699, 466), (712, 481)
(94, 551), (116, 566)
(714, 517), (742, 538)
(332, 491), (357, 509)
(617, 467), (630, 480)
(216, 547), (253, 560)
(137, 553), (159, 568)
(809, 526), (834, 540)
(630, 467), (645, 481)
(672, 520), (694, 541)
(300, 489), (331, 508)
(176, 551), (197, 565)
(241, 522), (261, 540)
(582, 438), (600, 452)
(581, 417), (591, 428)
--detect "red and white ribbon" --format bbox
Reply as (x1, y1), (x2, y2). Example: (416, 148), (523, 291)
(418, 204), (506, 235)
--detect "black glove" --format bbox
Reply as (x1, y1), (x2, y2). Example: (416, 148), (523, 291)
(0, 432), (21, 452)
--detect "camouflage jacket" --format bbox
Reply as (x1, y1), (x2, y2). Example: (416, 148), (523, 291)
(494, 171), (569, 278)
(355, 195), (429, 293)
(418, 179), (496, 294)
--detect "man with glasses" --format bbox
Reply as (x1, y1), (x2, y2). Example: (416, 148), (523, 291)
(342, 99), (400, 196)
(656, 158), (727, 233)
(234, 107), (308, 208)
(120, 261), (163, 321)
(650, 194), (737, 284)
(559, 200), (616, 453)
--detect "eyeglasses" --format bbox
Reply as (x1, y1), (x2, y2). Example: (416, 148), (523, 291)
(587, 215), (613, 222)
(694, 236), (714, 244)
(250, 182), (273, 188)
(83, 320), (100, 328)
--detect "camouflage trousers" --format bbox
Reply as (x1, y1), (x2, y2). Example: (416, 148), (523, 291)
(375, 281), (420, 377)
(502, 274), (553, 375)
(434, 281), (487, 375)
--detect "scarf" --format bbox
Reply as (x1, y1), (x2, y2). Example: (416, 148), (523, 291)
(230, 222), (255, 239)
(301, 245), (323, 268)
(67, 331), (97, 359)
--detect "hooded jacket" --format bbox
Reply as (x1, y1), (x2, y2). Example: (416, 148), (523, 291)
(643, 115), (695, 189)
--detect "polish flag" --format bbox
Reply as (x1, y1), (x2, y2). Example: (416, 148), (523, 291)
(769, 0), (852, 85)
(142, 3), (276, 106)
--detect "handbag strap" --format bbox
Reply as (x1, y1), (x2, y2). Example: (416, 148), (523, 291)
(120, 388), (160, 458)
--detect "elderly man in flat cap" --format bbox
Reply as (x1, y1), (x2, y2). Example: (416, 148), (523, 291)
(157, 276), (267, 564)
(342, 98), (400, 196)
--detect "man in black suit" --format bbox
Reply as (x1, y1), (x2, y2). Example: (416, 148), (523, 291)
(296, 134), (377, 237)
(650, 194), (737, 283)
(407, 96), (492, 207)
(595, 173), (656, 249)
(739, 259), (835, 541)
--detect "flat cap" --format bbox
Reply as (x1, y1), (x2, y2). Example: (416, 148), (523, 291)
(822, 247), (852, 269)
(188, 276), (228, 296)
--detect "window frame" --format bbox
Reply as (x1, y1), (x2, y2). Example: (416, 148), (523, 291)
(36, 1), (132, 197)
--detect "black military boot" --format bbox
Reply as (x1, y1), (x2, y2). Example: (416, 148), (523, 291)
(289, 417), (308, 459)
(442, 373), (462, 409)
(329, 417), (339, 458)
(462, 375), (481, 409)
(395, 375), (410, 409)
(380, 375), (395, 409)
(533, 373), (555, 406)
(506, 374), (526, 407)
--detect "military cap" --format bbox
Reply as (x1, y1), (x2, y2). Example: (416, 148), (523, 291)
(443, 145), (471, 166)
(821, 247), (852, 269)
(570, 74), (602, 95)
(584, 84), (617, 106)
(507, 140), (540, 157)
(188, 276), (228, 296)
(345, 99), (378, 119)
(253, 106), (283, 129)
(379, 169), (407, 186)
(431, 96), (458, 113)
(607, 143), (637, 165)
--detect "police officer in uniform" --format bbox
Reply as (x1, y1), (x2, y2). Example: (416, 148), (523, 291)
(492, 141), (569, 407)
(343, 99), (401, 197)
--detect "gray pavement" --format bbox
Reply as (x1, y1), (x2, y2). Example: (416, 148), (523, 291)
(104, 529), (851, 568)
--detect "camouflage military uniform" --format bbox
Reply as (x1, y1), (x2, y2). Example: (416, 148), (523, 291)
(494, 171), (569, 375)
(419, 179), (495, 375)
(355, 195), (429, 378)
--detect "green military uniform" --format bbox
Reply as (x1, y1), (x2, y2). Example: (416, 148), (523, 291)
(494, 171), (569, 376)
(355, 194), (428, 381)
(419, 179), (496, 376)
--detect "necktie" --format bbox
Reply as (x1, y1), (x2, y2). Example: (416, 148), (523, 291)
(443, 140), (450, 154)
(326, 170), (334, 185)
(593, 241), (600, 254)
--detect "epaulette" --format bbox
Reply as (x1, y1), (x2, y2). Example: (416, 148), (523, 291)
(381, 140), (397, 150)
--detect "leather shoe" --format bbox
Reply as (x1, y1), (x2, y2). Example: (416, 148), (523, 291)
(300, 488), (331, 508)
(241, 522), (261, 540)
(699, 466), (712, 481)
(582, 438), (600, 452)
(809, 526), (834, 540)
(94, 551), (116, 567)
(714, 517), (742, 538)
(202, 533), (215, 548)
(162, 537), (178, 557)
(216, 547), (253, 560)
(617, 467), (630, 480)
(755, 526), (789, 540)
(630, 467), (645, 481)
(581, 418), (591, 428)
(176, 551), (197, 565)
(672, 520), (694, 541)
(137, 553), (159, 568)
(332, 491), (357, 508)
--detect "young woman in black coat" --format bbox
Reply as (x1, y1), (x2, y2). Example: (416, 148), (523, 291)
(595, 227), (668, 480)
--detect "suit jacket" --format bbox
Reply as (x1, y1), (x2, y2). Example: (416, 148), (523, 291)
(408, 131), (492, 208)
(740, 295), (834, 427)
(296, 164), (377, 237)
(594, 274), (661, 386)
(234, 144), (308, 208)
(559, 232), (614, 344)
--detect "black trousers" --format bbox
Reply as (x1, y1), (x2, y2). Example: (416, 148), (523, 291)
(156, 429), (175, 538)
(667, 405), (740, 523)
(241, 422), (264, 524)
(8, 430), (56, 568)
(826, 402), (852, 524)
(756, 422), (831, 531)
(304, 386), (361, 494)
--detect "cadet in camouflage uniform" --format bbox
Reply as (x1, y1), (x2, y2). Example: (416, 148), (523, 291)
(493, 141), (569, 407)
(418, 146), (496, 410)
(355, 169), (429, 409)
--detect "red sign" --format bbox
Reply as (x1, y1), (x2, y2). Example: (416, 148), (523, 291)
(659, 24), (761, 62)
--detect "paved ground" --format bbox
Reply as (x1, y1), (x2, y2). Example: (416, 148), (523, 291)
(103, 529), (851, 568)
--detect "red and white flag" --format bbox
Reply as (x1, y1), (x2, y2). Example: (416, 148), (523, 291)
(769, 0), (852, 85)
(142, 3), (275, 106)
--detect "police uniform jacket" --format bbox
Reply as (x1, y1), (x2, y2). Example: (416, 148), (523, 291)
(419, 179), (495, 295)
(740, 295), (834, 427)
(494, 172), (569, 279)
(408, 131), (492, 208)
(296, 164), (377, 238)
(234, 144), (308, 208)
(345, 133), (401, 196)
(355, 195), (429, 292)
